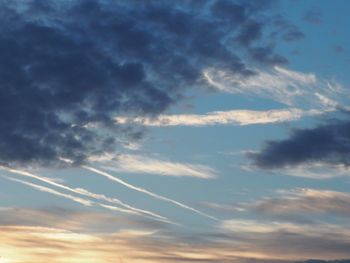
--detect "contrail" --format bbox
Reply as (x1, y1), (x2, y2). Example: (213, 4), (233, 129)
(1, 175), (141, 215)
(0, 166), (168, 222)
(1, 175), (92, 206)
(82, 166), (218, 221)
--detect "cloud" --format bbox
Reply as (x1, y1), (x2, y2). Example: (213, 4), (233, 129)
(116, 108), (322, 127)
(253, 188), (350, 217)
(92, 154), (217, 179)
(303, 9), (323, 25)
(201, 201), (246, 213)
(219, 219), (350, 260)
(271, 162), (350, 180)
(203, 188), (350, 218)
(248, 120), (350, 171)
(220, 219), (307, 234)
(271, 15), (305, 42)
(204, 66), (346, 109)
(0, 206), (168, 233)
(2, 222), (350, 263)
(0, 0), (295, 167)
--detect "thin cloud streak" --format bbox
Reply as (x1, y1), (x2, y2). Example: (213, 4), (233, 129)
(254, 188), (350, 217)
(203, 66), (346, 109)
(83, 166), (218, 221)
(243, 160), (350, 180)
(116, 108), (321, 127)
(0, 166), (168, 221)
(90, 154), (217, 179)
(1, 175), (92, 206)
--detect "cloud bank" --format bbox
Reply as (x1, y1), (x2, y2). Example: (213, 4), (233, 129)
(1, 210), (350, 263)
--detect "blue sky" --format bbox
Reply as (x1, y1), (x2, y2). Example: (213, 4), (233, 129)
(1, 0), (350, 262)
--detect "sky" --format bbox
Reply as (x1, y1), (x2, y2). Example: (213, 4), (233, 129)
(0, 0), (350, 262)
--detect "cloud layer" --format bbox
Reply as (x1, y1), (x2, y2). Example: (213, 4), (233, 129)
(1, 207), (350, 263)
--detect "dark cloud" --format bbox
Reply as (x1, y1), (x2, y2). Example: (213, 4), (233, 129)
(248, 46), (289, 65)
(303, 9), (323, 25)
(0, 0), (297, 167)
(272, 15), (305, 42)
(236, 20), (263, 46)
(249, 120), (350, 169)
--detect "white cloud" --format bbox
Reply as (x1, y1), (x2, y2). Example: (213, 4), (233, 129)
(243, 161), (350, 180)
(220, 219), (305, 234)
(220, 218), (350, 238)
(96, 154), (217, 179)
(274, 162), (350, 179)
(114, 67), (346, 128)
(203, 66), (346, 109)
(116, 108), (322, 127)
(115, 66), (344, 128)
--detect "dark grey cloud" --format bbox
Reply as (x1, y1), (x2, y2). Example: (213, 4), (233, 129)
(248, 45), (289, 65)
(303, 9), (323, 25)
(0, 0), (299, 167)
(272, 15), (305, 42)
(249, 120), (350, 169)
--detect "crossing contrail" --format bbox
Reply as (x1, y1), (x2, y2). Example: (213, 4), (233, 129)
(82, 165), (218, 221)
(2, 175), (93, 206)
(0, 166), (169, 222)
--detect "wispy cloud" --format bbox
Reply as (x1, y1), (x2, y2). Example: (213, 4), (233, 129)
(89, 154), (217, 179)
(203, 66), (346, 109)
(243, 161), (350, 180)
(116, 108), (321, 127)
(83, 166), (217, 221)
(204, 188), (350, 219)
(2, 221), (350, 263)
(275, 163), (350, 180)
(253, 188), (350, 217)
(116, 66), (344, 128)
(220, 219), (307, 234)
(201, 201), (246, 213)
